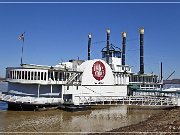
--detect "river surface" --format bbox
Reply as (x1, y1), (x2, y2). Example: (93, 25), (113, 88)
(0, 105), (166, 132)
(0, 82), (175, 132)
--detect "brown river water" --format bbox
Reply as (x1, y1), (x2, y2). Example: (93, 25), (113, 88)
(0, 105), (166, 133)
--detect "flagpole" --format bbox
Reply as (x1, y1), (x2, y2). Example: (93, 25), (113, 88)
(21, 41), (24, 65)
(19, 32), (25, 66)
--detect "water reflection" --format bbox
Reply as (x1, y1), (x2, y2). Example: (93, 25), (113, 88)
(0, 105), (164, 132)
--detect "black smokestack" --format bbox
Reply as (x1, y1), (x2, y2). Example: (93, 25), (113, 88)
(122, 32), (126, 65)
(88, 33), (91, 60)
(161, 62), (163, 81)
(106, 28), (110, 65)
(139, 28), (144, 74)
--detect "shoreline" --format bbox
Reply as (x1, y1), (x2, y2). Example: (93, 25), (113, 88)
(108, 106), (180, 134)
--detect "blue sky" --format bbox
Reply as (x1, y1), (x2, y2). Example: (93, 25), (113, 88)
(0, 1), (180, 80)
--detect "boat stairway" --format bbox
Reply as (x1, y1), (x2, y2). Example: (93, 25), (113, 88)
(66, 73), (81, 84)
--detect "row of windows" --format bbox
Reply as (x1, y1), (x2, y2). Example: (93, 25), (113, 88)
(114, 74), (129, 84)
(8, 70), (47, 81)
(102, 52), (121, 58)
(114, 74), (129, 77)
(121, 67), (130, 71)
(8, 70), (80, 82)
(48, 72), (79, 81)
(130, 76), (158, 83)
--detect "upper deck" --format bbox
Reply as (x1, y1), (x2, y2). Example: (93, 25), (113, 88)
(6, 63), (83, 85)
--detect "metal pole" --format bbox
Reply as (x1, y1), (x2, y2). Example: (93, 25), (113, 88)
(122, 32), (126, 65)
(19, 32), (25, 66)
(106, 28), (110, 65)
(161, 62), (163, 81)
(21, 41), (24, 65)
(88, 34), (91, 60)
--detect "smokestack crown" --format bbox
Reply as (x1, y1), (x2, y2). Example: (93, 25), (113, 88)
(122, 32), (127, 37)
(139, 28), (144, 34)
(88, 33), (92, 38)
(106, 28), (110, 34)
(139, 27), (144, 74)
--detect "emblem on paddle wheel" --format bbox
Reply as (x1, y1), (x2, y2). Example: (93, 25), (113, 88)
(92, 61), (106, 81)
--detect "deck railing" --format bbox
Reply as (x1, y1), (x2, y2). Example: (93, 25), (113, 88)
(74, 96), (178, 106)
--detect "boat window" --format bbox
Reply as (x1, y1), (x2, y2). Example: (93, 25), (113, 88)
(134, 76), (137, 82)
(19, 71), (21, 79)
(18, 71), (20, 79)
(113, 52), (121, 58)
(59, 72), (62, 81)
(25, 71), (27, 80)
(109, 52), (113, 57)
(10, 71), (12, 79)
(76, 86), (78, 90)
(22, 71), (24, 79)
(31, 72), (33, 80)
(44, 72), (46, 81)
(48, 72), (50, 80)
(7, 72), (10, 78)
(55, 72), (58, 81)
(142, 77), (145, 82)
(102, 52), (106, 58)
(28, 71), (30, 80)
(38, 72), (40, 80)
(67, 86), (69, 90)
(51, 72), (54, 80)
(41, 72), (44, 80)
(34, 72), (37, 80)
(155, 77), (157, 83)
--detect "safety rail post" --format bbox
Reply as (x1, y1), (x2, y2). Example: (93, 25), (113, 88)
(161, 98), (163, 106)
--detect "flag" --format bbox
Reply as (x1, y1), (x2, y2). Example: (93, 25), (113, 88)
(18, 32), (25, 42)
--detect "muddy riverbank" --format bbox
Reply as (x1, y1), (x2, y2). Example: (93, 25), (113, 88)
(107, 106), (180, 134)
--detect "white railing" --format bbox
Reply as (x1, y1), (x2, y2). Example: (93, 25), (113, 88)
(74, 96), (178, 106)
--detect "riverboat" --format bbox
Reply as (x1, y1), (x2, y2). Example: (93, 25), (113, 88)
(0, 28), (162, 110)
